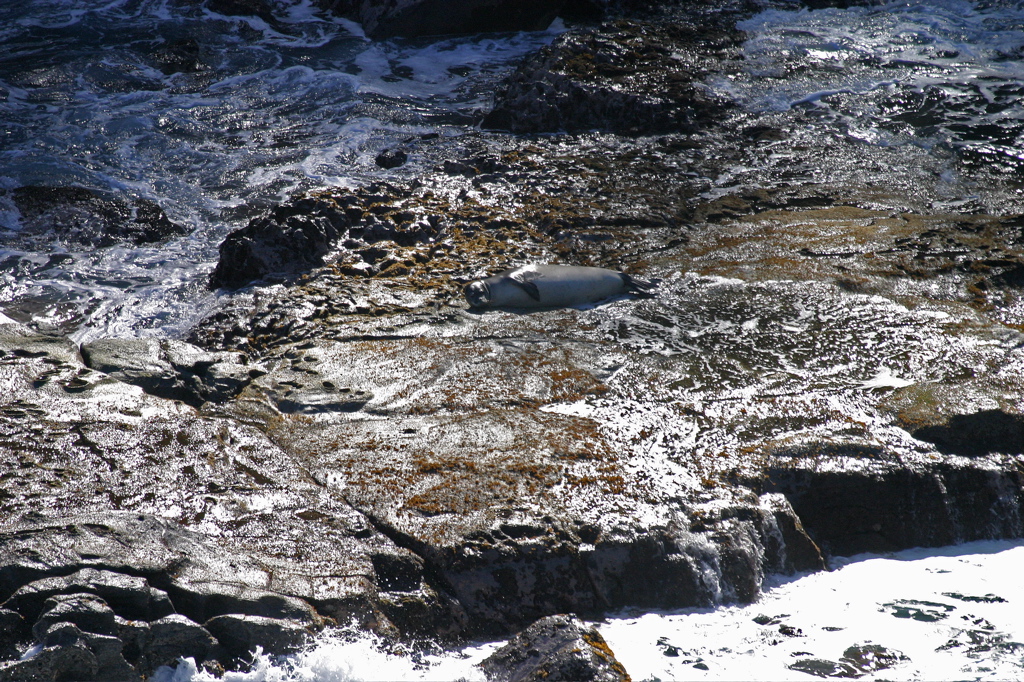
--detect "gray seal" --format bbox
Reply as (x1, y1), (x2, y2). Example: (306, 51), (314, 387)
(464, 264), (655, 309)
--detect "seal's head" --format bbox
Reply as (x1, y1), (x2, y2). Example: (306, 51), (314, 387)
(464, 280), (491, 308)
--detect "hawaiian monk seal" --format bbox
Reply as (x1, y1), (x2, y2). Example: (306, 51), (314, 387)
(464, 264), (655, 309)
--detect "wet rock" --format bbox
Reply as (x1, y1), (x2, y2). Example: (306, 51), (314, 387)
(787, 657), (859, 678)
(210, 196), (351, 289)
(8, 186), (189, 249)
(479, 614), (629, 682)
(150, 38), (207, 76)
(115, 617), (152, 671)
(238, 351), (374, 415)
(0, 329), (81, 366)
(204, 614), (308, 660)
(0, 513), (321, 627)
(0, 609), (24, 660)
(912, 409), (1024, 457)
(375, 148), (408, 169)
(81, 337), (260, 406)
(3, 569), (174, 628)
(146, 614), (217, 670)
(762, 453), (1024, 557)
(483, 18), (737, 134)
(37, 620), (138, 682)
(839, 644), (907, 675)
(32, 593), (119, 640)
(328, 0), (565, 39)
(786, 644), (907, 678)
(0, 641), (98, 682)
(209, 185), (443, 290)
(371, 550), (424, 592)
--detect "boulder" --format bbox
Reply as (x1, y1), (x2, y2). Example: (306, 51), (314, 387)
(210, 196), (351, 289)
(32, 593), (119, 640)
(479, 614), (629, 682)
(145, 615), (217, 671)
(2, 569), (174, 625)
(204, 614), (309, 660)
(0, 642), (98, 682)
(36, 621), (138, 682)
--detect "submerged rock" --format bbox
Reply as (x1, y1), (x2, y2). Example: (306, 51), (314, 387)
(480, 614), (629, 682)
(483, 17), (738, 134)
(322, 0), (565, 39)
(8, 186), (189, 249)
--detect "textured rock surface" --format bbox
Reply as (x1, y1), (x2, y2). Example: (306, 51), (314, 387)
(5, 0), (1024, 677)
(7, 185), (189, 249)
(480, 614), (629, 682)
(483, 13), (739, 134)
(81, 337), (262, 407)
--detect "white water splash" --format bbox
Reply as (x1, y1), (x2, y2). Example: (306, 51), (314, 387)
(152, 540), (1024, 682)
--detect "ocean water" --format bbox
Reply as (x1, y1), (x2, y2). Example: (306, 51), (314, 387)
(724, 0), (1024, 176)
(152, 539), (1024, 681)
(0, 0), (563, 341)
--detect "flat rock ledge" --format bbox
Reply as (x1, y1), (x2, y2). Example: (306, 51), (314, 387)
(0, 513), (322, 680)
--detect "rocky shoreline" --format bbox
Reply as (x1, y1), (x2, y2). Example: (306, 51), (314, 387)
(3, 0), (1024, 679)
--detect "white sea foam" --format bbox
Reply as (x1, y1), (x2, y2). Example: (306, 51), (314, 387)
(149, 540), (1024, 682)
(0, 0), (559, 339)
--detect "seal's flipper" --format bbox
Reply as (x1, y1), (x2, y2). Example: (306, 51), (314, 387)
(621, 273), (658, 297)
(510, 272), (542, 301)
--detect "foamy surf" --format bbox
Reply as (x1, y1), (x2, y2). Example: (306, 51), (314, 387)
(150, 540), (1024, 682)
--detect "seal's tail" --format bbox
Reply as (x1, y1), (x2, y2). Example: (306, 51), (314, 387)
(621, 273), (659, 298)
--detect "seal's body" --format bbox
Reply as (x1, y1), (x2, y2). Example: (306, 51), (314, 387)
(464, 264), (655, 309)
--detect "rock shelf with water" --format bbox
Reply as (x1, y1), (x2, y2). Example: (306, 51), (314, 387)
(2, 0), (1024, 678)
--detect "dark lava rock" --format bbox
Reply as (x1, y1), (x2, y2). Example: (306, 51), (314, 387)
(0, 609), (23, 660)
(146, 615), (217, 670)
(788, 657), (859, 678)
(3, 568), (174, 630)
(0, 512), (323, 628)
(33, 593), (119, 640)
(37, 621), (138, 682)
(0, 512), (341, 676)
(0, 640), (99, 682)
(209, 186), (442, 290)
(81, 337), (260, 407)
(912, 408), (1024, 457)
(323, 0), (565, 39)
(840, 644), (907, 675)
(210, 196), (350, 289)
(483, 18), (738, 135)
(375, 148), (408, 169)
(787, 644), (906, 678)
(479, 614), (629, 682)
(762, 453), (1024, 557)
(150, 38), (207, 75)
(204, 614), (308, 661)
(9, 186), (189, 248)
